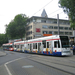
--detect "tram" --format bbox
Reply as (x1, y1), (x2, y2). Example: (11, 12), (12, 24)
(3, 43), (14, 51)
(13, 35), (71, 56)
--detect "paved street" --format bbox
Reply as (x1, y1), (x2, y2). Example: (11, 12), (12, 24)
(0, 51), (6, 57)
(0, 50), (75, 75)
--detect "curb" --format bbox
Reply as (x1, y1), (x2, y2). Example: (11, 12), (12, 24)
(0, 51), (6, 57)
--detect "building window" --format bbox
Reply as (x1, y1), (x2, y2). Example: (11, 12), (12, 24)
(27, 31), (32, 35)
(67, 22), (70, 25)
(63, 21), (66, 25)
(27, 25), (32, 30)
(30, 31), (32, 34)
(65, 32), (68, 35)
(43, 31), (48, 34)
(49, 26), (53, 29)
(60, 21), (70, 25)
(53, 20), (57, 24)
(42, 25), (48, 29)
(30, 37), (31, 39)
(54, 26), (58, 29)
(64, 27), (68, 30)
(49, 31), (52, 34)
(59, 27), (63, 30)
(69, 27), (72, 30)
(59, 21), (63, 25)
(41, 19), (46, 23)
(30, 26), (32, 29)
(60, 32), (64, 35)
(69, 32), (72, 35)
(54, 31), (58, 35)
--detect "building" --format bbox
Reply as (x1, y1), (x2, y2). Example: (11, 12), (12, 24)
(26, 9), (73, 40)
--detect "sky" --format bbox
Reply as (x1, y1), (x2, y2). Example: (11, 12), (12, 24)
(0, 0), (68, 34)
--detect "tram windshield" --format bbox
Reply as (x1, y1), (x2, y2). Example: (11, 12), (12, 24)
(60, 36), (69, 48)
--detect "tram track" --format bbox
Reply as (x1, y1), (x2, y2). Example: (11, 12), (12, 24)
(27, 55), (75, 74)
(51, 62), (75, 68)
(5, 51), (75, 68)
(29, 55), (75, 67)
(27, 56), (74, 75)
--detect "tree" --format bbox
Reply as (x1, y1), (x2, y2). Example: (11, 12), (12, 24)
(6, 14), (28, 39)
(0, 34), (8, 46)
(59, 0), (75, 29)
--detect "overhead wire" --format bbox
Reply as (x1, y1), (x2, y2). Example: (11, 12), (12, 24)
(50, 11), (68, 19)
(32, 0), (53, 16)
(51, 11), (64, 18)
(31, 0), (68, 19)
(48, 9), (62, 15)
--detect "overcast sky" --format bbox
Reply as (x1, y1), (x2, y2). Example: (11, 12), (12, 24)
(0, 0), (68, 34)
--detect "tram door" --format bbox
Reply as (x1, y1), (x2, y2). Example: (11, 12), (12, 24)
(49, 41), (53, 53)
(53, 40), (60, 53)
(38, 43), (41, 53)
(42, 40), (46, 53)
(30, 44), (32, 52)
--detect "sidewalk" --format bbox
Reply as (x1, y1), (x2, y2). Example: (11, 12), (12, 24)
(0, 51), (6, 57)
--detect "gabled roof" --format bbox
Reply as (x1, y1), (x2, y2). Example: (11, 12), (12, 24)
(41, 9), (48, 18)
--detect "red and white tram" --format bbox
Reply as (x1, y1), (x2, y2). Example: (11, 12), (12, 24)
(14, 35), (71, 56)
(3, 43), (14, 51)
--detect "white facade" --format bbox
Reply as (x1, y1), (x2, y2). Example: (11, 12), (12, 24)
(26, 16), (73, 40)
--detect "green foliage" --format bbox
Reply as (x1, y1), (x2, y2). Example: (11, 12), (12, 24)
(59, 0), (75, 28)
(0, 34), (8, 46)
(6, 14), (28, 39)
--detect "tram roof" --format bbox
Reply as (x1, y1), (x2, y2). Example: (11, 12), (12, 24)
(3, 43), (12, 46)
(14, 41), (25, 45)
(13, 35), (60, 44)
(27, 35), (59, 42)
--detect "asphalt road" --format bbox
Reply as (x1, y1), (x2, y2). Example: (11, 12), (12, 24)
(0, 50), (74, 75)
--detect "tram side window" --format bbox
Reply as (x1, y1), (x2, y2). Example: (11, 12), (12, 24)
(15, 45), (16, 48)
(17, 45), (19, 48)
(35, 43), (37, 49)
(54, 41), (60, 48)
(33, 43), (35, 49)
(33, 43), (37, 49)
(42, 40), (46, 48)
(38, 43), (41, 49)
(14, 45), (17, 48)
(58, 41), (60, 48)
(10, 46), (12, 47)
(47, 42), (49, 48)
(38, 43), (41, 47)
(21, 45), (22, 49)
(54, 41), (57, 48)
(21, 45), (24, 49)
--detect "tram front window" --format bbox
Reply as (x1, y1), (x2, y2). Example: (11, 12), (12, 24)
(61, 41), (69, 48)
(60, 36), (69, 48)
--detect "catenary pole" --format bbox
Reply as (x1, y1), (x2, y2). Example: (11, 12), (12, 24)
(57, 14), (60, 35)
